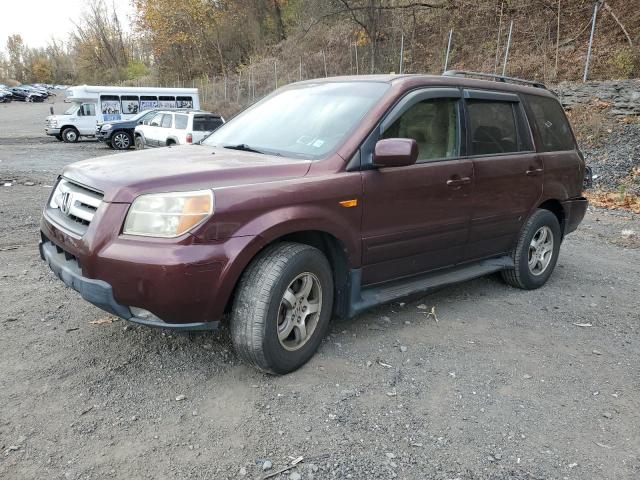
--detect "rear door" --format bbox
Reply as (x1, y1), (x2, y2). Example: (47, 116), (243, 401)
(191, 115), (224, 143)
(464, 90), (542, 259)
(361, 88), (474, 285)
(159, 113), (173, 145)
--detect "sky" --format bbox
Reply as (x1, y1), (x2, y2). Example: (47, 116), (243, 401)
(0, 0), (133, 51)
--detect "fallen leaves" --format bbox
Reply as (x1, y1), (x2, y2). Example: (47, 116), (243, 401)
(586, 191), (640, 214)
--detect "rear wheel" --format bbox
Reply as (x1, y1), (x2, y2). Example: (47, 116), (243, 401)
(61, 127), (79, 143)
(111, 131), (132, 150)
(134, 135), (145, 150)
(230, 242), (334, 374)
(501, 209), (562, 290)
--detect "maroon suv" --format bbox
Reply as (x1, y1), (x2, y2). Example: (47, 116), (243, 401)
(40, 72), (588, 374)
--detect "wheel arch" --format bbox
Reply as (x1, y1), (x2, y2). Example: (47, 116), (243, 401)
(537, 199), (566, 236)
(222, 229), (353, 320)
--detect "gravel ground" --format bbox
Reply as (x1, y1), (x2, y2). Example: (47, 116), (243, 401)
(1, 97), (640, 480)
(582, 121), (640, 195)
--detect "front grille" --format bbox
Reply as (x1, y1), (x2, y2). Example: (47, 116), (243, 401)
(46, 178), (104, 236)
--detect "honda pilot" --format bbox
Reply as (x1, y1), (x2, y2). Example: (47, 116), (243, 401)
(40, 72), (588, 374)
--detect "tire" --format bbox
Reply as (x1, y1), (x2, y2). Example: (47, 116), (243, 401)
(111, 131), (132, 150)
(54, 134), (63, 141)
(61, 127), (79, 143)
(134, 135), (145, 150)
(230, 242), (334, 374)
(501, 209), (562, 290)
(106, 140), (114, 149)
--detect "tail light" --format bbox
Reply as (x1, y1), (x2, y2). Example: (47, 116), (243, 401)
(186, 133), (193, 144)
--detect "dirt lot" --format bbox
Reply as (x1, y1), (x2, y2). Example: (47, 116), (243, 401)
(1, 98), (639, 480)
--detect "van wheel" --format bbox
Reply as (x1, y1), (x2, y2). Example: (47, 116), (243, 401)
(111, 131), (132, 150)
(501, 209), (562, 290)
(230, 242), (334, 375)
(54, 134), (63, 141)
(61, 127), (79, 143)
(134, 136), (145, 150)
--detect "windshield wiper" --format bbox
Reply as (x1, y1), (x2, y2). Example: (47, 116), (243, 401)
(222, 144), (281, 156)
(223, 144), (266, 155)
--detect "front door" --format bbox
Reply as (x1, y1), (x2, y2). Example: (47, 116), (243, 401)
(463, 90), (543, 259)
(360, 90), (474, 285)
(76, 103), (97, 135)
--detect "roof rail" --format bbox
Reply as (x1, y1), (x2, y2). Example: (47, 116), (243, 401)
(442, 70), (547, 90)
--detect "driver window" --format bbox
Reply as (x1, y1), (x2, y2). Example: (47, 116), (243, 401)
(382, 98), (459, 162)
(149, 113), (163, 127)
(79, 103), (95, 116)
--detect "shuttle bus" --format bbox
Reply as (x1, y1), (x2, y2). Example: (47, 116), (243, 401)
(45, 85), (200, 142)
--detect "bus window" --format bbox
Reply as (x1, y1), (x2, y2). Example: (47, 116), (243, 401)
(159, 96), (176, 108)
(176, 96), (193, 108)
(100, 95), (121, 115)
(121, 95), (140, 114)
(140, 96), (158, 111)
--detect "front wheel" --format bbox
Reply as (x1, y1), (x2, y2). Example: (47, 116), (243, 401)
(61, 127), (79, 143)
(230, 242), (334, 374)
(111, 131), (132, 150)
(134, 135), (145, 150)
(501, 209), (562, 290)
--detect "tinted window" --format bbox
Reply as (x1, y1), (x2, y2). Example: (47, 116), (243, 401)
(525, 94), (575, 152)
(467, 100), (522, 155)
(176, 96), (193, 108)
(175, 114), (188, 129)
(193, 115), (223, 132)
(140, 96), (158, 110)
(382, 98), (459, 161)
(160, 114), (173, 128)
(121, 95), (139, 114)
(100, 95), (120, 115)
(159, 96), (176, 108)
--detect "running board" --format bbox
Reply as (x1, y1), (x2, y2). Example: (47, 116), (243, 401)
(347, 256), (513, 318)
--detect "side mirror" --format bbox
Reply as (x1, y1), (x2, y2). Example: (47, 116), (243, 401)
(373, 138), (418, 168)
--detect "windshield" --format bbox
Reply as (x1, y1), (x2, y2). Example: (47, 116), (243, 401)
(64, 104), (79, 115)
(202, 81), (390, 159)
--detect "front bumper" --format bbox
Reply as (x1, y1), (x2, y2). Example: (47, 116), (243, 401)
(95, 130), (110, 142)
(45, 127), (61, 136)
(39, 238), (219, 331)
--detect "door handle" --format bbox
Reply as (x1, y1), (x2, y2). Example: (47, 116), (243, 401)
(446, 177), (472, 187)
(526, 168), (543, 176)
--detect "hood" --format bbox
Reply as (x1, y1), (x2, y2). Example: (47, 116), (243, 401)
(63, 145), (312, 203)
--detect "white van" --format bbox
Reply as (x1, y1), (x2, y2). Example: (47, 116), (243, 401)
(44, 85), (200, 142)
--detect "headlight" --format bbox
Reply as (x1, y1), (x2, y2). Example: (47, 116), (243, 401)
(102, 124), (112, 130)
(123, 190), (214, 238)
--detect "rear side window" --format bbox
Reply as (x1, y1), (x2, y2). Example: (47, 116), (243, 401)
(161, 114), (173, 128)
(467, 100), (525, 155)
(525, 94), (575, 152)
(175, 114), (188, 129)
(176, 96), (193, 108)
(193, 115), (223, 132)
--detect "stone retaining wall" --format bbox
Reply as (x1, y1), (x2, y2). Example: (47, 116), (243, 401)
(552, 80), (640, 116)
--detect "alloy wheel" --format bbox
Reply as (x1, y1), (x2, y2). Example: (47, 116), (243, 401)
(277, 272), (322, 351)
(528, 226), (554, 276)
(113, 132), (130, 149)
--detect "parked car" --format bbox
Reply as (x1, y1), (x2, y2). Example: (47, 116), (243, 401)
(134, 110), (224, 148)
(96, 109), (163, 150)
(96, 108), (196, 150)
(40, 72), (589, 374)
(0, 87), (12, 103)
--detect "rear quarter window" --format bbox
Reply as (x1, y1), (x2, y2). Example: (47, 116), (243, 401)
(524, 94), (575, 152)
(193, 115), (223, 132)
(175, 114), (188, 129)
